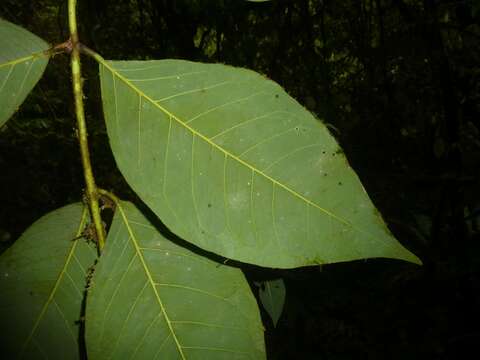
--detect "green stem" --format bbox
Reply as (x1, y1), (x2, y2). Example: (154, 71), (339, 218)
(98, 188), (121, 206)
(78, 43), (106, 64)
(68, 0), (105, 251)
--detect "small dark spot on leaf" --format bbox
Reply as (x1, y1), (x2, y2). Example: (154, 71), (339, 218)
(275, 94), (279, 98)
(335, 148), (343, 155)
(322, 150), (326, 154)
(29, 291), (34, 296)
(201, 230), (205, 234)
(338, 181), (342, 186)
(207, 203), (212, 208)
(323, 173), (328, 176)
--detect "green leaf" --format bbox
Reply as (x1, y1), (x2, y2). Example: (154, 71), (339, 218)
(257, 278), (285, 327)
(86, 201), (265, 360)
(99, 59), (421, 268)
(0, 18), (50, 127)
(0, 203), (98, 359)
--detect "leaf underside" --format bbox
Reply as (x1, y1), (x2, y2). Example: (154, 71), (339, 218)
(99, 59), (421, 268)
(258, 278), (286, 327)
(86, 201), (265, 360)
(0, 203), (97, 359)
(0, 18), (50, 127)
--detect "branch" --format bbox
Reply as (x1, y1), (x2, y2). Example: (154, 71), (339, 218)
(68, 0), (106, 251)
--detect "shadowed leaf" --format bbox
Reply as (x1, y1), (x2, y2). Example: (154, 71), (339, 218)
(0, 18), (50, 127)
(257, 278), (285, 327)
(0, 203), (97, 359)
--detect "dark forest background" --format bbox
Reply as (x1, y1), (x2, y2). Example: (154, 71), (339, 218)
(1, 0), (480, 358)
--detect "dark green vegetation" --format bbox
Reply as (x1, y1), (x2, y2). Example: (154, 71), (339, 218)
(1, 0), (479, 359)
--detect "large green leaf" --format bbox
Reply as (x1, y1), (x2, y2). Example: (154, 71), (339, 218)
(86, 201), (265, 359)
(0, 18), (50, 127)
(0, 203), (97, 359)
(99, 59), (421, 268)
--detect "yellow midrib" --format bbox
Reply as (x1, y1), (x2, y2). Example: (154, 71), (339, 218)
(20, 205), (89, 356)
(0, 51), (48, 68)
(116, 203), (187, 359)
(101, 60), (351, 228)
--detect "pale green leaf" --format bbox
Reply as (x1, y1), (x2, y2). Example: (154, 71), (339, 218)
(0, 18), (50, 127)
(0, 203), (98, 359)
(99, 59), (421, 268)
(86, 201), (265, 360)
(257, 278), (285, 327)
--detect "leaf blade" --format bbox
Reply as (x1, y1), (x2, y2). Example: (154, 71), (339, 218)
(0, 203), (97, 359)
(0, 18), (50, 127)
(86, 201), (265, 360)
(99, 59), (421, 268)
(257, 278), (286, 327)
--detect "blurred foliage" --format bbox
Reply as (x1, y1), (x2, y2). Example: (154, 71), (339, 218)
(1, 0), (479, 358)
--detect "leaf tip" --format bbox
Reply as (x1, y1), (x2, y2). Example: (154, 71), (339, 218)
(393, 245), (423, 265)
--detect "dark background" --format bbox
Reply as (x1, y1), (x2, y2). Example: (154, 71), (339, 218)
(1, 0), (479, 358)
